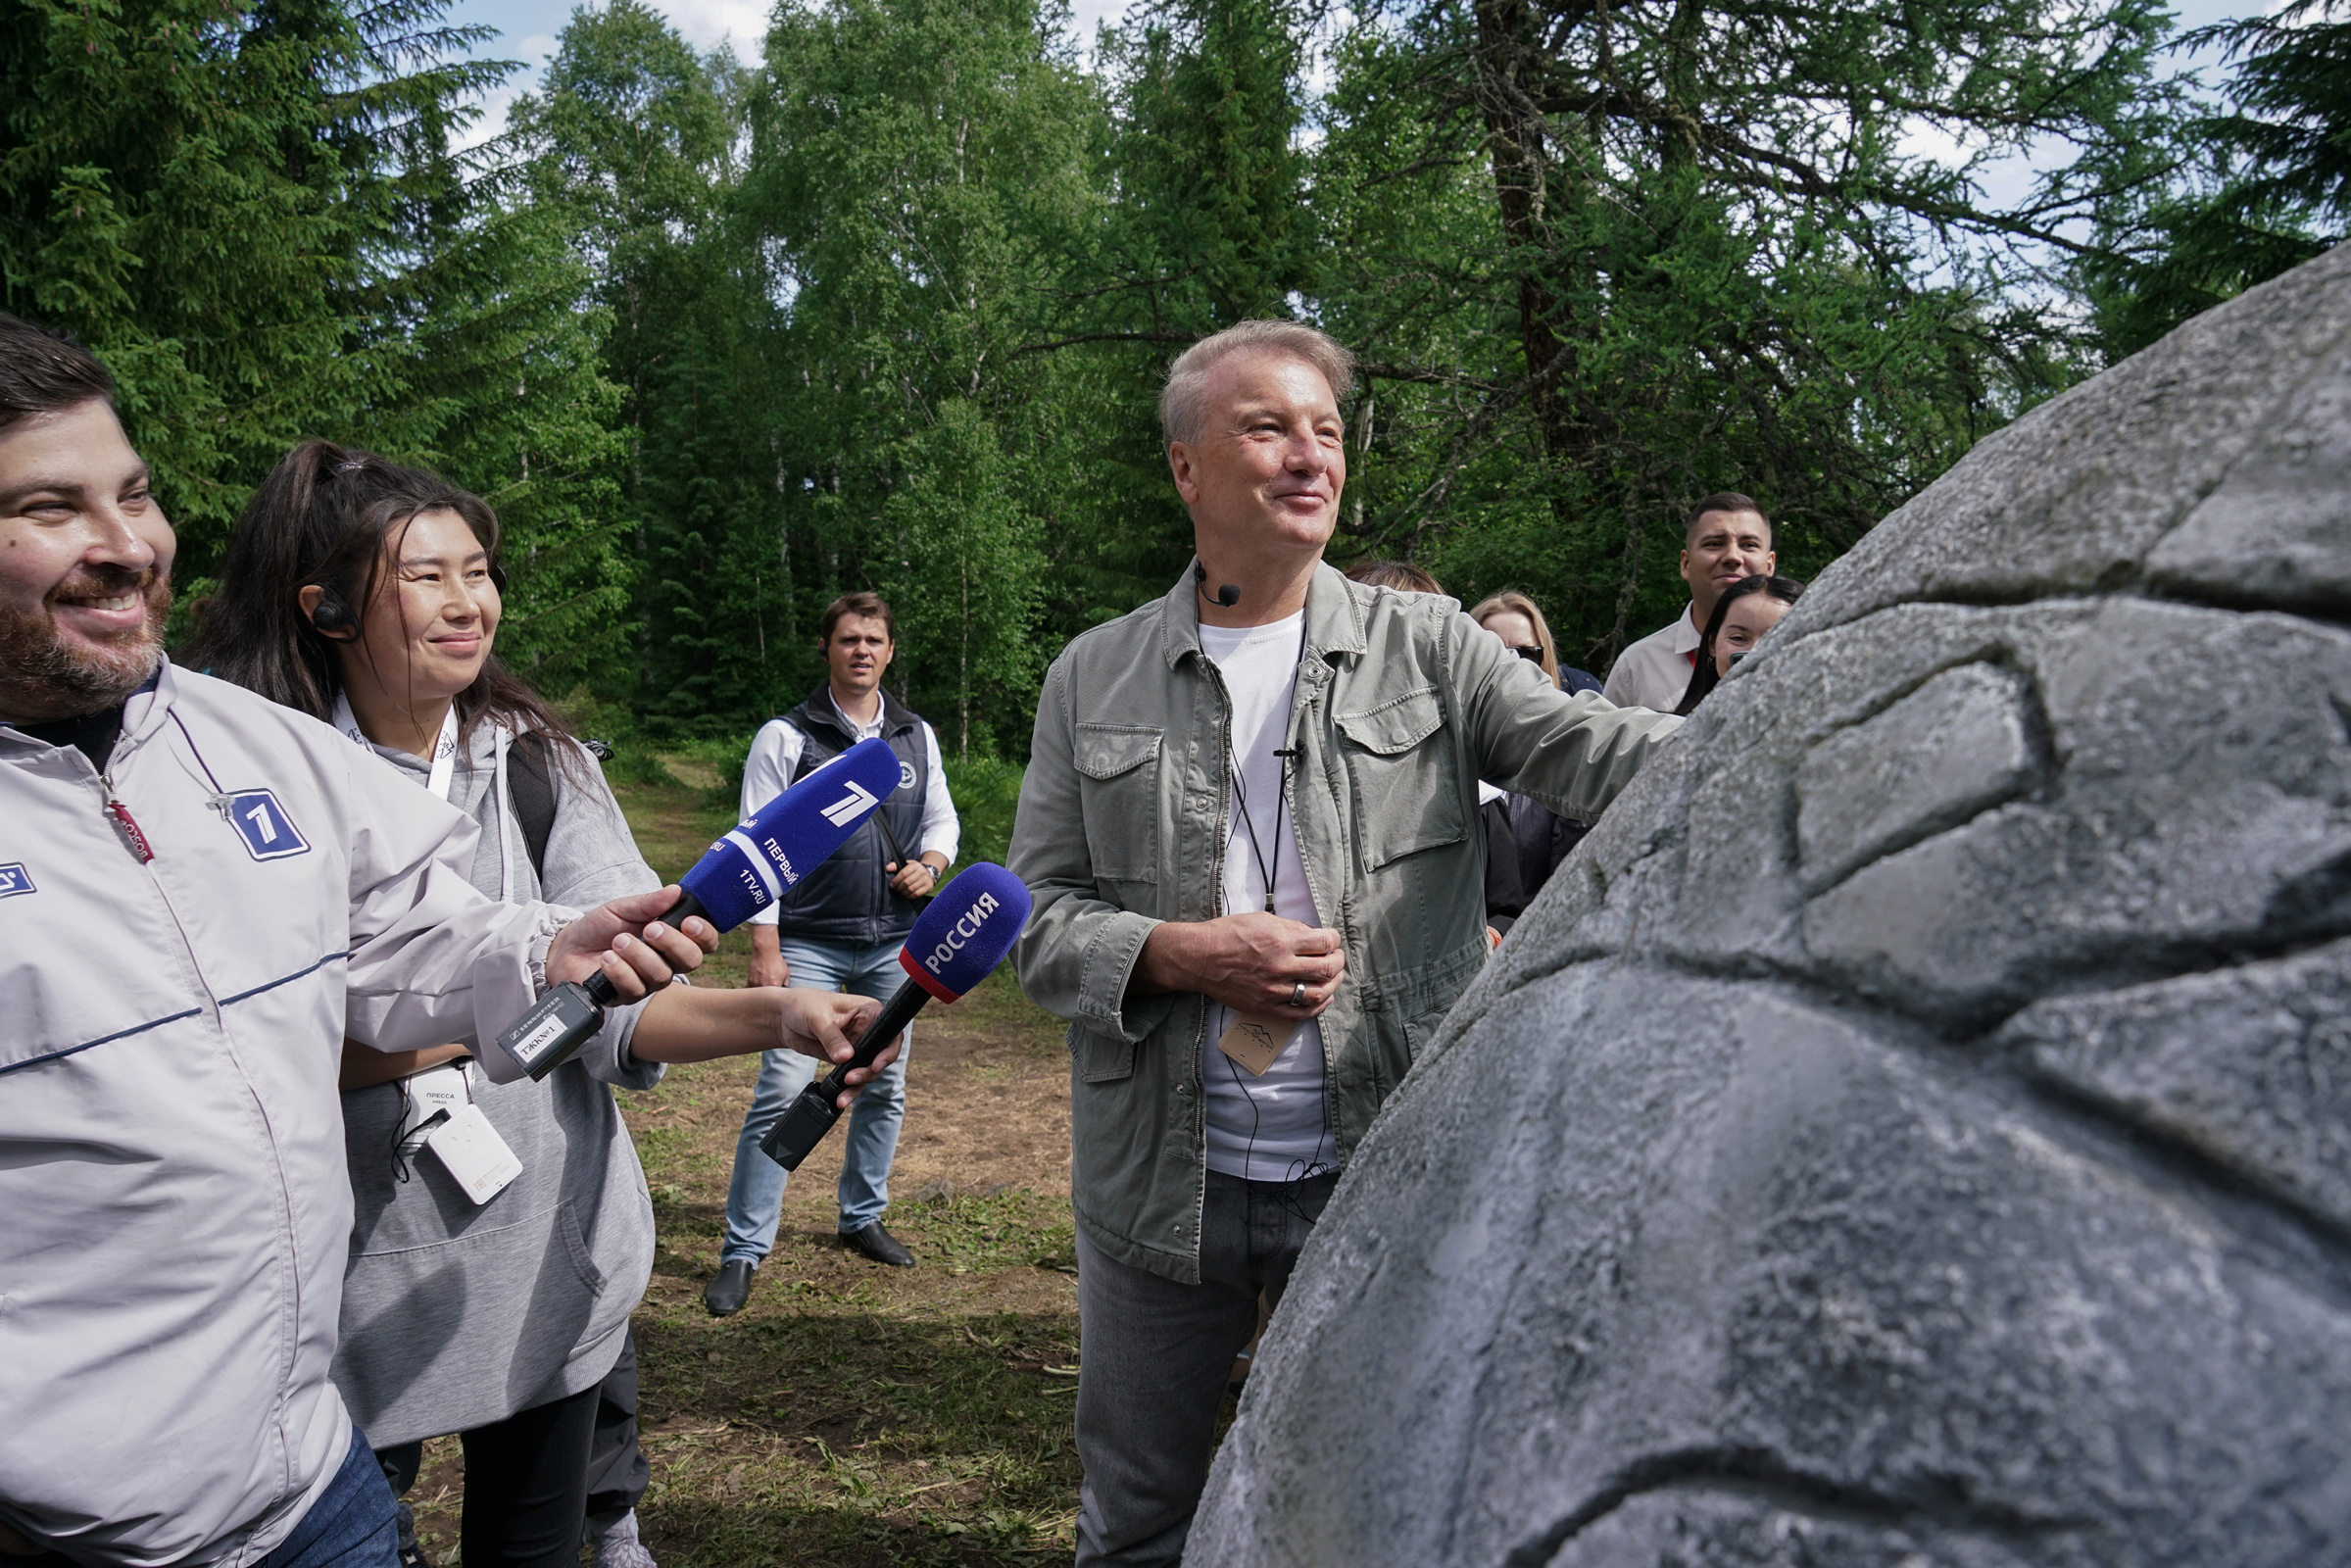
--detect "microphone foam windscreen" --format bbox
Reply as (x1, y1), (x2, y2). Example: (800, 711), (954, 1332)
(899, 863), (1033, 1003)
(679, 736), (906, 932)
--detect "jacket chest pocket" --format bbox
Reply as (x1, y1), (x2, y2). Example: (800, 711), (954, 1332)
(1074, 724), (1162, 884)
(1333, 686), (1466, 871)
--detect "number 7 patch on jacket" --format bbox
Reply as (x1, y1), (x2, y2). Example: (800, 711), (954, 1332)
(222, 789), (310, 860)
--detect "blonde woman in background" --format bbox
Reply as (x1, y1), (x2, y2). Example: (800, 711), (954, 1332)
(1468, 588), (1604, 698)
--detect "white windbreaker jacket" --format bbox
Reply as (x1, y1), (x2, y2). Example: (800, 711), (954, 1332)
(0, 662), (577, 1566)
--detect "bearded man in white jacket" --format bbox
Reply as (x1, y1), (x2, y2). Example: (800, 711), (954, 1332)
(0, 318), (715, 1567)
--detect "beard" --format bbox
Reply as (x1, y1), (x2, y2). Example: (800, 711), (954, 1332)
(0, 564), (172, 721)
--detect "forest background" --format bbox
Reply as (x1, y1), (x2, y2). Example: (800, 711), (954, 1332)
(3, 0), (2346, 759)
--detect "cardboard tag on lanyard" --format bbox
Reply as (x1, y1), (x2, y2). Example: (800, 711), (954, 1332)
(1216, 1014), (1295, 1077)
(397, 1062), (471, 1152)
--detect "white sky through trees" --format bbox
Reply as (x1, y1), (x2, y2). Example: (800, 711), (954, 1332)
(450, 0), (2265, 216)
(452, 0), (1133, 140)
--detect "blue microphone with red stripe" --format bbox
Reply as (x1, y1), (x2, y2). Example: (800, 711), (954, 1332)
(497, 737), (906, 1081)
(761, 862), (1032, 1169)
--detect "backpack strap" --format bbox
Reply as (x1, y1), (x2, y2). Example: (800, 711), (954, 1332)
(507, 731), (560, 883)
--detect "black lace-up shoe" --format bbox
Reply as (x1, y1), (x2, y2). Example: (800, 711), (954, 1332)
(704, 1258), (758, 1316)
(842, 1222), (915, 1267)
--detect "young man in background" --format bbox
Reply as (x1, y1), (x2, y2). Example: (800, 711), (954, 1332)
(707, 593), (960, 1313)
(1600, 494), (1777, 710)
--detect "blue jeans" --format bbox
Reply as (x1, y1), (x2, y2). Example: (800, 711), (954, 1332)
(16, 1428), (395, 1567)
(267, 1428), (400, 1568)
(721, 936), (909, 1260)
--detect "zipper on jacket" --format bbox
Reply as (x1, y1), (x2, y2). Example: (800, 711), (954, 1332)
(102, 774), (156, 862)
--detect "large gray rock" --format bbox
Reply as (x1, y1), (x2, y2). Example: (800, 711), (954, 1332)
(1186, 244), (2351, 1567)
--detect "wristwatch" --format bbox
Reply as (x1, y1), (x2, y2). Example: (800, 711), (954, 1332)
(922, 860), (944, 885)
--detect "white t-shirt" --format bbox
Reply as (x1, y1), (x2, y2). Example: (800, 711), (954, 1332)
(1600, 604), (1702, 712)
(1197, 613), (1336, 1183)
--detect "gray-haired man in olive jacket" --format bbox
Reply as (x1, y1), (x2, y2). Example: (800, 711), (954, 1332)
(1007, 320), (1682, 1567)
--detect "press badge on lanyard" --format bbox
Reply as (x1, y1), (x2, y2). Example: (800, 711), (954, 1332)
(398, 1061), (521, 1204)
(355, 707), (519, 1202)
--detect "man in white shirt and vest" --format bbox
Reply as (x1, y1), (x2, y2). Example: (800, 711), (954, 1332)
(706, 592), (961, 1313)
(1599, 493), (1778, 711)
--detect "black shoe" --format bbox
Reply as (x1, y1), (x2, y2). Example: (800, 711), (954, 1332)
(842, 1221), (915, 1267)
(704, 1258), (758, 1316)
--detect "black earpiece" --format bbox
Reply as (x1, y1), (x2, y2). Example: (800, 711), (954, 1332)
(309, 589), (357, 638)
(1194, 562), (1242, 609)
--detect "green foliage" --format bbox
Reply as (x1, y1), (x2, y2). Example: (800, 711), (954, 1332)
(878, 404), (1049, 760)
(2081, 0), (2350, 357)
(941, 754), (1025, 871)
(1094, 0), (1317, 327)
(1, 0), (633, 683)
(1306, 0), (2174, 656)
(1, 0), (473, 535)
(14, 0), (2294, 738)
(510, 0), (775, 722)
(742, 0), (1101, 747)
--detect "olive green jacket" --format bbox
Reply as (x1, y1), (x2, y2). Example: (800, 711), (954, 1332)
(1008, 562), (1681, 1284)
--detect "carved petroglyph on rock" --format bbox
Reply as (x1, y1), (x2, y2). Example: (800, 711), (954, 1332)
(1186, 243), (2351, 1568)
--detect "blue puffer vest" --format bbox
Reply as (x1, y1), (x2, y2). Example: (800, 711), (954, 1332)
(773, 682), (932, 946)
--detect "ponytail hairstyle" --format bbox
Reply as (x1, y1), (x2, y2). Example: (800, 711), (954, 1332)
(185, 440), (579, 763)
(1674, 573), (1805, 716)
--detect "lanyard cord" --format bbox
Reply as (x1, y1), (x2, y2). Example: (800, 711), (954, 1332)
(333, 692), (462, 801)
(1223, 615), (1311, 915)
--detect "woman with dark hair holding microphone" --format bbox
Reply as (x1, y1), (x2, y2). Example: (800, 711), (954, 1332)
(185, 442), (896, 1568)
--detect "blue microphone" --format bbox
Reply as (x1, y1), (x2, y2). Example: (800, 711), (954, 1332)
(497, 737), (906, 1081)
(761, 862), (1032, 1169)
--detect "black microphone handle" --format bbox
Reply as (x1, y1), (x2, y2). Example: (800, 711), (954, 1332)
(817, 975), (929, 1097)
(581, 889), (710, 1006)
(761, 974), (931, 1171)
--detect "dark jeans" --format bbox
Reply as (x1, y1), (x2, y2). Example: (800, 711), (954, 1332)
(261, 1431), (403, 1568)
(1073, 1169), (1338, 1568)
(377, 1385), (599, 1568)
(585, 1329), (652, 1521)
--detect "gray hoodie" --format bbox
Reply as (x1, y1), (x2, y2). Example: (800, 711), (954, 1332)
(0, 663), (574, 1566)
(330, 717), (664, 1447)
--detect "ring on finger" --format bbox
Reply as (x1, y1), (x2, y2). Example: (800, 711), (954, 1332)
(1289, 981), (1307, 1007)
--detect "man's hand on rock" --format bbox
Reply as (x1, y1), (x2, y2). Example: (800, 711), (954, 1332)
(1135, 912), (1344, 1017)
